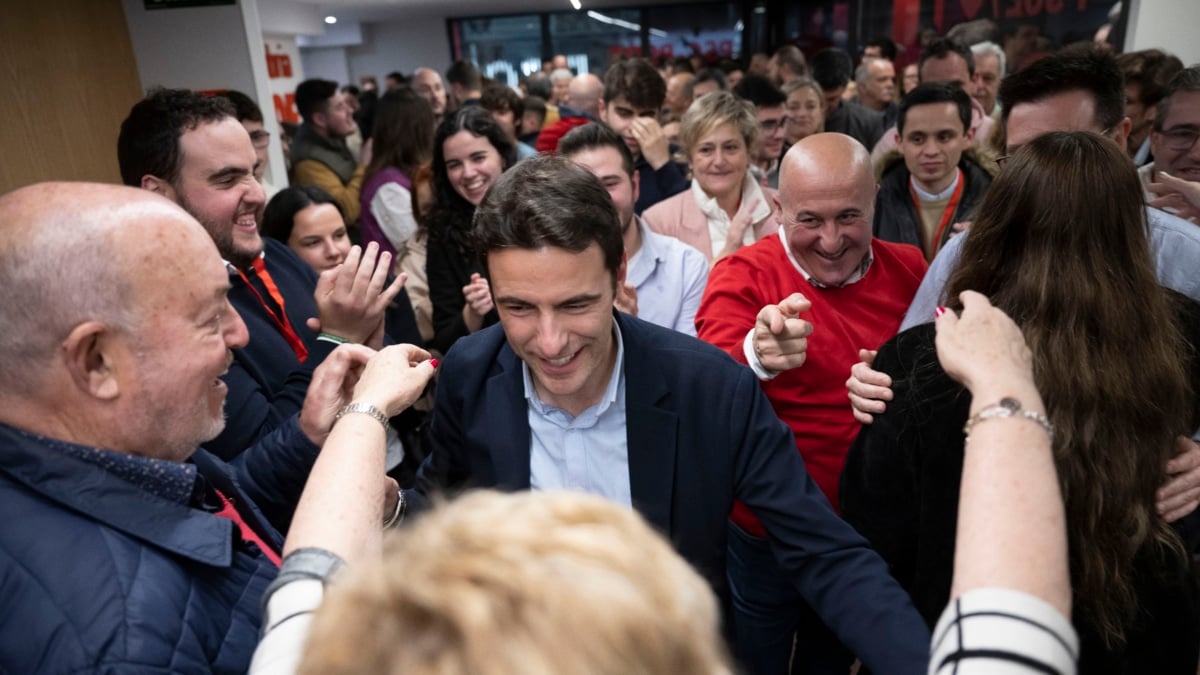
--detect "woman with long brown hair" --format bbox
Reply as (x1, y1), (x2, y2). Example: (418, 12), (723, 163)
(359, 87), (435, 258)
(842, 131), (1200, 673)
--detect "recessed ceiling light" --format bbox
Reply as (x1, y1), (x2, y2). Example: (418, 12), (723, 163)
(324, 15), (337, 24)
(570, 0), (581, 9)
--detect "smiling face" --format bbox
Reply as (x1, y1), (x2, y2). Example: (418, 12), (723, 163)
(690, 122), (750, 201)
(287, 202), (350, 273)
(567, 145), (638, 234)
(778, 144), (876, 287)
(171, 117), (266, 269)
(897, 101), (973, 192)
(489, 244), (623, 417)
(443, 130), (505, 206)
(120, 214), (249, 461)
(1150, 90), (1200, 182)
(785, 86), (824, 142)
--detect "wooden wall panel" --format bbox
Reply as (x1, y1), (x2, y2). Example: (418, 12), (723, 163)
(0, 0), (143, 194)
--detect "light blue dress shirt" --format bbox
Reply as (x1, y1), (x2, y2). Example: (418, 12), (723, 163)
(524, 323), (631, 506)
(626, 217), (710, 336)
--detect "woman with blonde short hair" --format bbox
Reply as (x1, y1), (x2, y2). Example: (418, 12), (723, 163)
(643, 90), (778, 263)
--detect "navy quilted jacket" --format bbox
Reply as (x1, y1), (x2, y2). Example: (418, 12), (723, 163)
(0, 420), (311, 673)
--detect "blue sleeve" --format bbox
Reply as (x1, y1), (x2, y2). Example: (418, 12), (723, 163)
(203, 339), (338, 461)
(676, 246), (710, 336)
(731, 367), (930, 674)
(226, 415), (321, 534)
(900, 230), (965, 331)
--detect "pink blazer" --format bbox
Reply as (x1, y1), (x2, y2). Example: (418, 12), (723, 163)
(642, 185), (779, 265)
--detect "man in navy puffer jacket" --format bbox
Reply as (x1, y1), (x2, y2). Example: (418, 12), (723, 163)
(0, 183), (343, 673)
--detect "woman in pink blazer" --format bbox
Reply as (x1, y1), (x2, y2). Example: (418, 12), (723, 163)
(643, 91), (778, 265)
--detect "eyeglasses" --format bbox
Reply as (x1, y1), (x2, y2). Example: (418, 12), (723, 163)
(250, 130), (271, 149)
(1157, 126), (1200, 152)
(760, 119), (784, 133)
(996, 126), (1118, 167)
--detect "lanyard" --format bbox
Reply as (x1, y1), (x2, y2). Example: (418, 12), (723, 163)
(909, 169), (964, 259)
(213, 488), (281, 567)
(236, 258), (309, 363)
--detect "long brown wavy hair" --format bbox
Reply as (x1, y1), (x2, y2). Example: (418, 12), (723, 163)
(945, 131), (1194, 646)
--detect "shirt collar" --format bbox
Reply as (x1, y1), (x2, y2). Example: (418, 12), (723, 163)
(909, 168), (961, 202)
(691, 173), (771, 224)
(522, 320), (625, 423)
(626, 217), (662, 288)
(7, 424), (198, 505)
(777, 228), (874, 289)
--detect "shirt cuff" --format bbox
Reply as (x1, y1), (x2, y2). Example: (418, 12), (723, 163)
(743, 328), (778, 381)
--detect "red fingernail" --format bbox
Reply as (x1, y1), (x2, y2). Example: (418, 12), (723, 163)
(430, 359), (439, 369)
(935, 306), (947, 318)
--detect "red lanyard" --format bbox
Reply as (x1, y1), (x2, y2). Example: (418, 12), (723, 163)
(213, 488), (281, 567)
(910, 169), (964, 259)
(236, 257), (309, 363)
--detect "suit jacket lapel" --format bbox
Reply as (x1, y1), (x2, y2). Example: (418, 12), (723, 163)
(619, 315), (677, 535)
(485, 345), (533, 490)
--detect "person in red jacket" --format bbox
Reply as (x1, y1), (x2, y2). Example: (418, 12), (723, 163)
(695, 132), (927, 675)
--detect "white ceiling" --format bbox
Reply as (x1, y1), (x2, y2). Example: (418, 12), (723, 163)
(275, 0), (693, 23)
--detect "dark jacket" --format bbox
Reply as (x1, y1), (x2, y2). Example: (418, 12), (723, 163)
(872, 148), (995, 257)
(0, 420), (310, 674)
(842, 305), (1200, 675)
(634, 149), (690, 215)
(825, 100), (885, 151)
(411, 312), (931, 674)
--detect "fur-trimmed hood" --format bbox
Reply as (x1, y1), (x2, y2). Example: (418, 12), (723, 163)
(874, 145), (999, 182)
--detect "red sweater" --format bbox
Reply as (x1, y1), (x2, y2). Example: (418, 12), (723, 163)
(697, 234), (926, 535)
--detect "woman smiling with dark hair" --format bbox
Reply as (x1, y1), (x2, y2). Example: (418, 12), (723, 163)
(843, 131), (1200, 674)
(425, 107), (517, 355)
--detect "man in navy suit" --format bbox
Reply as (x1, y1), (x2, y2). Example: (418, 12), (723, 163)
(410, 155), (929, 675)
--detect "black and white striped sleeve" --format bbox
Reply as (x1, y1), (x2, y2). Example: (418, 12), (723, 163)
(929, 588), (1079, 675)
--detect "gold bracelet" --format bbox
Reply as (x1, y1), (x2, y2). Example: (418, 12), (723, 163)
(963, 397), (1054, 442)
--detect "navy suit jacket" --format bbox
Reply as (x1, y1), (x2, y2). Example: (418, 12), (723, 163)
(413, 312), (929, 674)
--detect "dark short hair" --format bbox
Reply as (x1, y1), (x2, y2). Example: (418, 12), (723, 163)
(295, 79), (339, 121)
(603, 58), (666, 110)
(386, 71), (407, 85)
(998, 45), (1124, 134)
(524, 73), (553, 100)
(897, 82), (972, 134)
(919, 38), (976, 79)
(733, 74), (786, 109)
(811, 48), (854, 91)
(480, 84), (526, 122)
(1117, 49), (1183, 112)
(558, 122), (636, 177)
(446, 60), (482, 90)
(694, 68), (728, 92)
(524, 96), (548, 124)
(864, 36), (898, 62)
(773, 45), (808, 77)
(117, 87), (235, 186)
(472, 155), (624, 280)
(261, 185), (341, 243)
(213, 90), (263, 124)
(1154, 65), (1200, 131)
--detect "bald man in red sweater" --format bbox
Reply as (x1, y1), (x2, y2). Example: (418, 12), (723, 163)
(696, 132), (926, 675)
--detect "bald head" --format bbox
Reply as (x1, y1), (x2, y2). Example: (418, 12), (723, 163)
(0, 183), (241, 457)
(566, 73), (605, 116)
(780, 132), (873, 191)
(775, 134), (876, 287)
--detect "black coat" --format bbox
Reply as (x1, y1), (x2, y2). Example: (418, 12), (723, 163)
(872, 150), (994, 257)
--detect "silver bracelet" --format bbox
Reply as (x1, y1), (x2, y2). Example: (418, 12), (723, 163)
(383, 488), (406, 528)
(963, 397), (1054, 442)
(333, 402), (389, 431)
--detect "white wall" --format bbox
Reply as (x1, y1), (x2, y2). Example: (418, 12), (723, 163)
(121, 0), (288, 190)
(347, 16), (452, 84)
(1125, 0), (1199, 64)
(299, 46), (352, 86)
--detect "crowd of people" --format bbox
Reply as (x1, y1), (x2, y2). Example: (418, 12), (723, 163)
(2, 17), (1200, 675)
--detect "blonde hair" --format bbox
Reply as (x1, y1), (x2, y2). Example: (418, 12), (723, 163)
(679, 90), (759, 158)
(299, 490), (733, 675)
